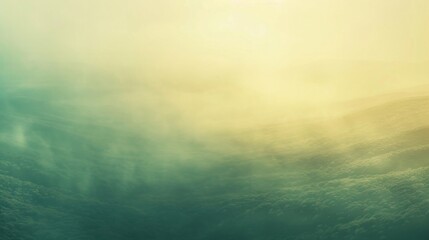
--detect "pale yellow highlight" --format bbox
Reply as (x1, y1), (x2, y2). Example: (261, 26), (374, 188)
(0, 0), (428, 133)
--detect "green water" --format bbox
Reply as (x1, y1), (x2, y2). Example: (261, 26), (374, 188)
(1, 66), (429, 240)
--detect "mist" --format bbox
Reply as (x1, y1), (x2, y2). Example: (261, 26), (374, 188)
(1, 1), (429, 240)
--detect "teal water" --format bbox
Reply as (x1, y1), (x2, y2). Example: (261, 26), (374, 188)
(2, 67), (429, 240)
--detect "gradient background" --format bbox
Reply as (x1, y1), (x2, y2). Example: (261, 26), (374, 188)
(1, 1), (429, 239)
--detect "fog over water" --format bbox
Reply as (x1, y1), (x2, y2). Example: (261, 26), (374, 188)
(1, 1), (429, 239)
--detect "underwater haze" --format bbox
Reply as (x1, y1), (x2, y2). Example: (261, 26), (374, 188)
(1, 1), (429, 239)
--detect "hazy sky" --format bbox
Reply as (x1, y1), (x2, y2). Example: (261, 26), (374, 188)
(1, 0), (429, 130)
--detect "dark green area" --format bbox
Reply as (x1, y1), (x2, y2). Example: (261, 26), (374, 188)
(1, 74), (429, 240)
